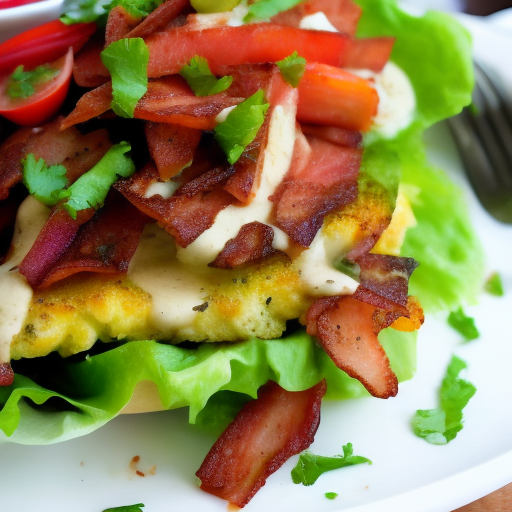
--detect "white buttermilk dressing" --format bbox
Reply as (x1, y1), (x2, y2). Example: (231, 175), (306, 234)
(144, 180), (180, 199)
(299, 12), (338, 32)
(0, 197), (50, 362)
(128, 223), (206, 330)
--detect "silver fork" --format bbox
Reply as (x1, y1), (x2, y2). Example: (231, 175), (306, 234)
(447, 60), (512, 224)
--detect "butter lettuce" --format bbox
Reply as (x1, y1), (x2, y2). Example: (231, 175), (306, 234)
(1, 0), (480, 445)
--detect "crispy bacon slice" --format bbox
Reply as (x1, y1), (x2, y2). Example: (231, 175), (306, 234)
(0, 185), (27, 264)
(353, 253), (419, 310)
(145, 122), (202, 181)
(38, 191), (148, 287)
(0, 362), (14, 387)
(125, 0), (191, 39)
(1, 119), (111, 196)
(73, 35), (110, 88)
(271, 133), (361, 246)
(196, 379), (326, 508)
(209, 222), (278, 269)
(105, 5), (139, 46)
(306, 296), (398, 398)
(18, 207), (95, 288)
(116, 147), (236, 247)
(301, 124), (363, 148)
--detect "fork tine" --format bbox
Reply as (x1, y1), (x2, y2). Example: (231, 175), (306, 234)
(447, 60), (512, 224)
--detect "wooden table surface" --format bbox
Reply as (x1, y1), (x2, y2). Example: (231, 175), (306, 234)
(453, 483), (512, 511)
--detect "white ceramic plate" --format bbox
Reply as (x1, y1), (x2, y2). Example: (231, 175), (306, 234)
(1, 10), (512, 512)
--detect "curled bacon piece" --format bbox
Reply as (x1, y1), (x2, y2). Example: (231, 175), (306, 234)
(0, 362), (14, 387)
(306, 296), (398, 398)
(38, 191), (148, 288)
(209, 222), (278, 269)
(196, 379), (326, 508)
(105, 6), (139, 46)
(272, 132), (361, 246)
(18, 207), (95, 288)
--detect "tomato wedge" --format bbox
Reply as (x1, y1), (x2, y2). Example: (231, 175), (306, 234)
(0, 19), (95, 75)
(297, 62), (379, 132)
(0, 48), (73, 126)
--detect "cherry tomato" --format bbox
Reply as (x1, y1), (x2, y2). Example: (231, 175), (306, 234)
(0, 19), (95, 75)
(0, 48), (73, 126)
(0, 0), (42, 9)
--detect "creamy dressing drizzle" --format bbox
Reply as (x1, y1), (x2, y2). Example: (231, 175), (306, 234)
(0, 197), (50, 362)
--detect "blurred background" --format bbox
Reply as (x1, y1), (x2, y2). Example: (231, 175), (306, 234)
(400, 0), (512, 15)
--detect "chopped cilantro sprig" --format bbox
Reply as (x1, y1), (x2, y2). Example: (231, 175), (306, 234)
(7, 64), (59, 100)
(291, 443), (372, 486)
(412, 355), (476, 445)
(485, 272), (504, 296)
(214, 89), (269, 164)
(448, 307), (480, 342)
(244, 0), (304, 23)
(276, 51), (306, 87)
(102, 504), (145, 512)
(22, 142), (135, 219)
(180, 56), (233, 97)
(101, 38), (149, 118)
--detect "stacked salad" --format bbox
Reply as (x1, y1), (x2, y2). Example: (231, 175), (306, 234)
(0, 0), (483, 507)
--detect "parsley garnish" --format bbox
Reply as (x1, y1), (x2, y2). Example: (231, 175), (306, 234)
(22, 154), (68, 206)
(485, 272), (504, 296)
(22, 143), (135, 219)
(63, 142), (135, 218)
(214, 89), (269, 164)
(276, 51), (306, 87)
(102, 504), (145, 512)
(7, 64), (59, 100)
(325, 492), (338, 500)
(412, 355), (476, 445)
(61, 0), (162, 24)
(448, 307), (479, 342)
(101, 38), (149, 118)
(179, 56), (233, 97)
(291, 443), (372, 486)
(244, 0), (304, 23)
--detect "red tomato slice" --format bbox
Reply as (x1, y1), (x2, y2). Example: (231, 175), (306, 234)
(297, 62), (379, 132)
(0, 48), (73, 126)
(0, 19), (95, 75)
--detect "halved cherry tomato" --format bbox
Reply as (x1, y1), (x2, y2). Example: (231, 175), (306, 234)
(0, 47), (73, 125)
(0, 0), (41, 8)
(0, 19), (95, 75)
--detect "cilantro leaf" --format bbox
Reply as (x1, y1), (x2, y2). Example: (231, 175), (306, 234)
(22, 154), (69, 206)
(101, 38), (149, 118)
(214, 89), (269, 164)
(63, 142), (135, 219)
(8, 64), (59, 100)
(102, 504), (145, 512)
(448, 307), (480, 342)
(412, 355), (476, 445)
(485, 272), (504, 296)
(61, 0), (162, 24)
(291, 443), (372, 486)
(179, 56), (233, 97)
(244, 0), (304, 23)
(325, 492), (338, 500)
(276, 51), (306, 87)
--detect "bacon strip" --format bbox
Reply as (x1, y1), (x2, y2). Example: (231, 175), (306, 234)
(18, 207), (95, 288)
(0, 185), (27, 264)
(145, 122), (202, 181)
(306, 296), (398, 398)
(105, 6), (139, 46)
(209, 222), (278, 269)
(272, 133), (361, 246)
(73, 35), (110, 88)
(38, 192), (148, 287)
(196, 379), (326, 508)
(0, 362), (14, 387)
